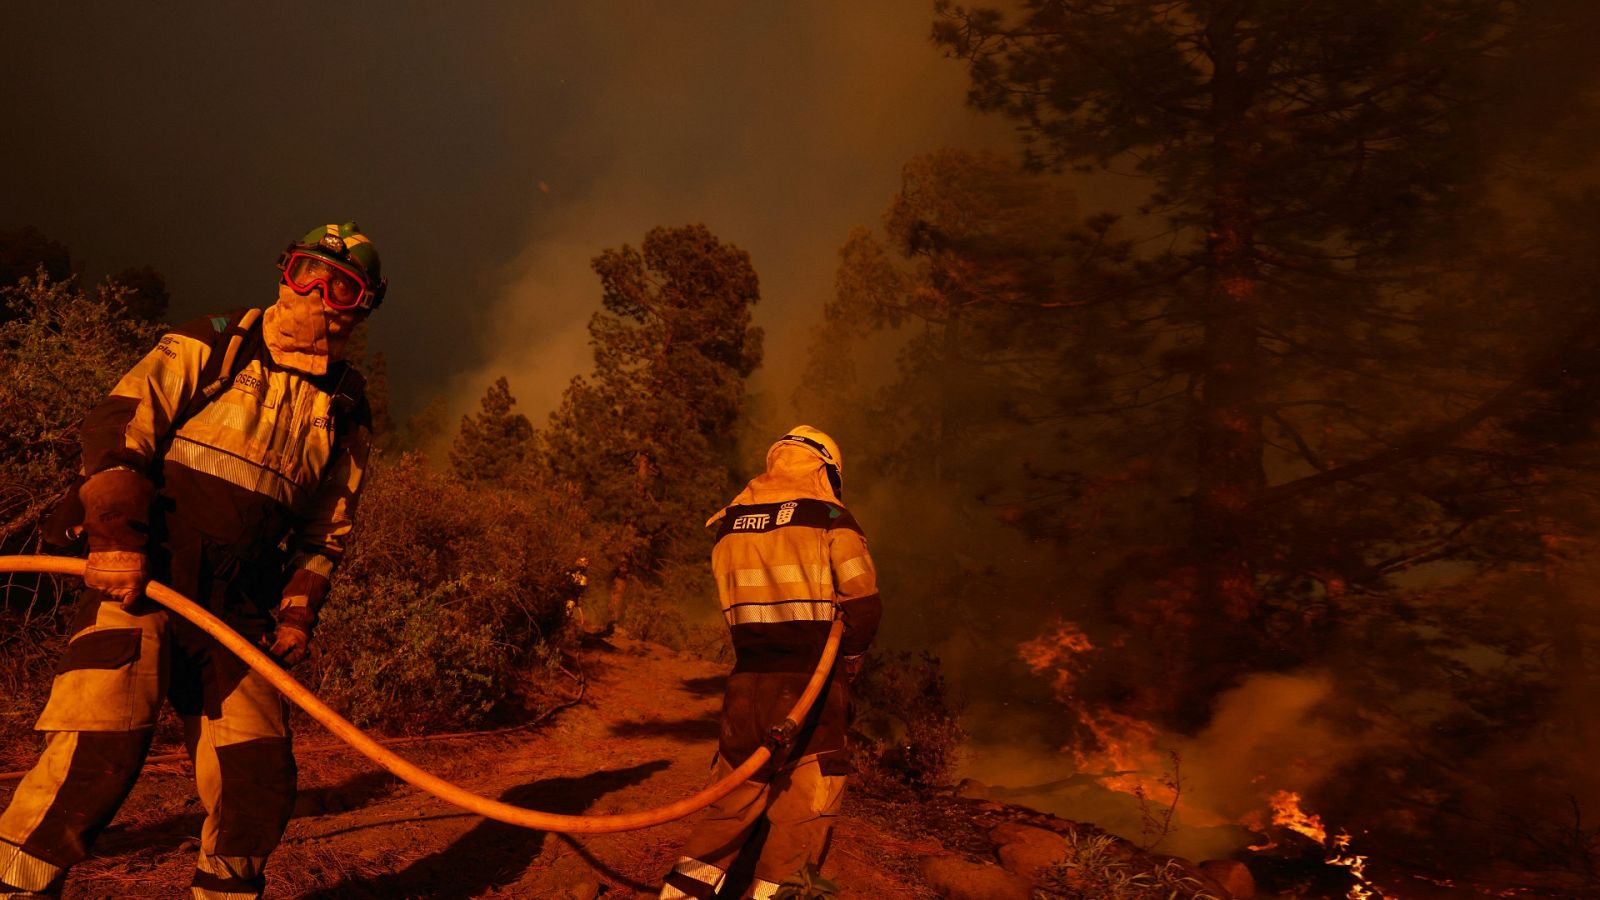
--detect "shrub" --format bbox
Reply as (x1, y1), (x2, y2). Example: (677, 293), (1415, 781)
(0, 618), (63, 763)
(848, 650), (965, 794)
(610, 557), (730, 659)
(1, 274), (159, 756)
(306, 455), (598, 733)
(1, 273), (158, 547)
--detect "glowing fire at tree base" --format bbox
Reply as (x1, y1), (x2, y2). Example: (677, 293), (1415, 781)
(1258, 790), (1381, 899)
(1021, 620), (1388, 896)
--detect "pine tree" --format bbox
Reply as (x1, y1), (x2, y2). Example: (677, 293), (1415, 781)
(541, 224), (763, 584)
(362, 351), (398, 453)
(451, 376), (535, 483)
(340, 321), (397, 453)
(404, 397), (450, 456)
(893, 2), (1600, 872)
(929, 0), (1600, 718)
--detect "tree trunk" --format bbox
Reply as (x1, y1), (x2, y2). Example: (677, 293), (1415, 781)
(1192, 17), (1267, 631)
(1169, 22), (1268, 726)
(1194, 165), (1265, 624)
(1541, 558), (1600, 797)
(935, 309), (963, 483)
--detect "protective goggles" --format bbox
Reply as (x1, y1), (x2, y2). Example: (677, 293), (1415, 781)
(277, 250), (376, 311)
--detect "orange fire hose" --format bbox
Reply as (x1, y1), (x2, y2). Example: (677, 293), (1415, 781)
(0, 555), (844, 834)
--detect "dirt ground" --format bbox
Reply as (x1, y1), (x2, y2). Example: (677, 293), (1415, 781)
(1, 633), (943, 899)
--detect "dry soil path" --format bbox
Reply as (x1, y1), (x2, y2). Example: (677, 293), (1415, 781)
(6, 634), (941, 899)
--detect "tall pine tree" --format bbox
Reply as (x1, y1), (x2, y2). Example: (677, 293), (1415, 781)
(540, 224), (763, 600)
(930, 0), (1598, 718)
(892, 0), (1600, 874)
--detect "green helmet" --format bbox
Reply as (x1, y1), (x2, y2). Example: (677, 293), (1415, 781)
(276, 221), (387, 310)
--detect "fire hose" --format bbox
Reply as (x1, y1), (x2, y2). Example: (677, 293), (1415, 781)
(0, 555), (844, 834)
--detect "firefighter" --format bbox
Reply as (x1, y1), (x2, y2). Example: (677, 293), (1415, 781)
(0, 222), (385, 899)
(660, 427), (883, 900)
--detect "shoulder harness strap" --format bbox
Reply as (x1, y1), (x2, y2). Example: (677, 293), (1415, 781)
(177, 307), (263, 429)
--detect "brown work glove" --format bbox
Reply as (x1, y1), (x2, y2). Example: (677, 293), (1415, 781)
(264, 616), (312, 668)
(78, 467), (155, 608)
(78, 467), (154, 550)
(85, 550), (148, 609)
(264, 569), (328, 668)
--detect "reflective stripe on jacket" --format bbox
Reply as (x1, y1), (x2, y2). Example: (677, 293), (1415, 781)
(710, 497), (882, 777)
(79, 311), (369, 589)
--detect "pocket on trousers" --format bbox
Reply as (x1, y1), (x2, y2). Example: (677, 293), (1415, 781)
(56, 628), (142, 674)
(37, 628), (153, 732)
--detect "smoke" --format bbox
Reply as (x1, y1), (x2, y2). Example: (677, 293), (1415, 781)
(449, 2), (1012, 425)
(1183, 673), (1355, 816)
(0, 2), (1009, 432)
(959, 670), (1394, 862)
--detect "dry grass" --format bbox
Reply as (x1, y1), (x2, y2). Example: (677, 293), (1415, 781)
(265, 841), (422, 897)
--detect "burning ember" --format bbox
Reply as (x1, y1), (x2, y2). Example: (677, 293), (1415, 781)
(1328, 831), (1374, 900)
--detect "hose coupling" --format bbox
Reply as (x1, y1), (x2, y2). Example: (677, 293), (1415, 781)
(767, 718), (799, 748)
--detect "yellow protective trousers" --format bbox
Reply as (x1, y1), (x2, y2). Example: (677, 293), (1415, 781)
(660, 757), (846, 900)
(0, 595), (294, 900)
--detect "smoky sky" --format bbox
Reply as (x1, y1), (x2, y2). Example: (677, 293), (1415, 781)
(1, 2), (1011, 422)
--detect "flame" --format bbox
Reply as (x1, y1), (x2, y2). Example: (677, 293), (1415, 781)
(1268, 789), (1327, 844)
(1020, 617), (1390, 895)
(1329, 830), (1374, 900)
(1018, 621), (1184, 807)
(1078, 708), (1167, 797)
(1256, 792), (1382, 899)
(1018, 619), (1094, 695)
(1018, 622), (1151, 786)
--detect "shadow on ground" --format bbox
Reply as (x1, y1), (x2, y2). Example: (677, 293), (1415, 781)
(299, 759), (672, 899)
(609, 715), (720, 742)
(95, 808), (205, 859)
(91, 766), (405, 860)
(680, 676), (726, 697)
(294, 769), (404, 817)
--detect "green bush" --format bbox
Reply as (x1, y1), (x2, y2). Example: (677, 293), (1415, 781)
(848, 650), (965, 794)
(306, 455), (598, 733)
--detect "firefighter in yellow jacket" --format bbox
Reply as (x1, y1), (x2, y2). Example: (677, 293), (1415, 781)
(0, 222), (385, 900)
(661, 427), (883, 900)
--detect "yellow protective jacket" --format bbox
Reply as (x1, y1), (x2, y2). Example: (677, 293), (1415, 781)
(705, 445), (882, 777)
(78, 308), (369, 631)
